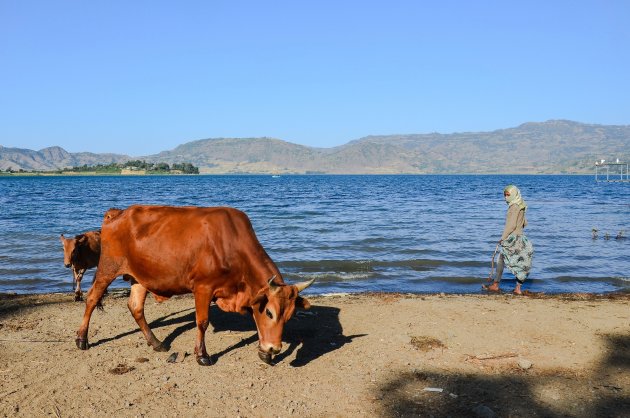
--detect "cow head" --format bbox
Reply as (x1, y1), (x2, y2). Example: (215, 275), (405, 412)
(250, 276), (313, 363)
(59, 234), (87, 268)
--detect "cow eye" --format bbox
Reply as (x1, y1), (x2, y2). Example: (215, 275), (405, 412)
(265, 308), (273, 319)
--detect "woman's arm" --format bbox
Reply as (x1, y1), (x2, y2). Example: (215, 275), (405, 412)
(501, 205), (519, 241)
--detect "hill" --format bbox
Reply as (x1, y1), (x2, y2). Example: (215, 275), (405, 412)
(144, 120), (630, 174)
(0, 146), (130, 172)
(2, 120), (629, 174)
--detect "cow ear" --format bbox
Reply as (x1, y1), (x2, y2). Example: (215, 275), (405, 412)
(251, 288), (268, 310)
(295, 296), (311, 310)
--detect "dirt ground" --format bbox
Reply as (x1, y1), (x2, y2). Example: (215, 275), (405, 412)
(0, 291), (628, 417)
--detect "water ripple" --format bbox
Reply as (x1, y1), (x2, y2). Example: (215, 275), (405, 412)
(0, 174), (628, 294)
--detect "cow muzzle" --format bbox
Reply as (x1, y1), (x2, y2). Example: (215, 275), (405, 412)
(258, 343), (281, 365)
(64, 263), (71, 268)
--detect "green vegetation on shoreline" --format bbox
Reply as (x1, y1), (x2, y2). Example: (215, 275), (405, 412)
(2, 160), (199, 176)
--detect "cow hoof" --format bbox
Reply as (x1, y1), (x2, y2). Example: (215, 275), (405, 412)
(76, 337), (88, 350)
(196, 355), (214, 366)
(74, 294), (83, 302)
(258, 350), (273, 365)
(153, 343), (168, 352)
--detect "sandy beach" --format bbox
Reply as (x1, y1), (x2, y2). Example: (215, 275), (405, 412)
(1, 291), (628, 417)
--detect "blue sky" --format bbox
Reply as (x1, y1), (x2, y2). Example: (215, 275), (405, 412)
(1, 1), (629, 155)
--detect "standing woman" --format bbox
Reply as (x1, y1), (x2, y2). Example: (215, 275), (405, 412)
(484, 185), (534, 294)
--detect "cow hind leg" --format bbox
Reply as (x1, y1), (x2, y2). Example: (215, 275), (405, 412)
(75, 268), (118, 350)
(127, 277), (167, 352)
(193, 288), (214, 366)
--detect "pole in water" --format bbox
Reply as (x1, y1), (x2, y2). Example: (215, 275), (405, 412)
(487, 243), (500, 283)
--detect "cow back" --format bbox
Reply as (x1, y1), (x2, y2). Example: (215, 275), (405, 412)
(99, 205), (278, 298)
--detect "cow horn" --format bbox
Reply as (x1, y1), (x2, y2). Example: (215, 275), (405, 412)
(267, 275), (277, 289)
(294, 278), (315, 293)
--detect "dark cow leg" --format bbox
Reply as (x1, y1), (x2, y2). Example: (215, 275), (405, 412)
(193, 289), (214, 366)
(74, 269), (86, 302)
(127, 278), (167, 352)
(75, 269), (117, 350)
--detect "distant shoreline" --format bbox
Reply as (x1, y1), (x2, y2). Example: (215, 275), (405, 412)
(0, 172), (597, 177)
(0, 172), (199, 177)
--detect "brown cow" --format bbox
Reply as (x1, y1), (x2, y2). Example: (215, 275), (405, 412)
(76, 205), (313, 366)
(60, 230), (101, 301)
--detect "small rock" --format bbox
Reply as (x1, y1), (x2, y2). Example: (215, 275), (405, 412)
(135, 357), (149, 363)
(518, 359), (533, 370)
(166, 353), (178, 363)
(472, 405), (496, 418)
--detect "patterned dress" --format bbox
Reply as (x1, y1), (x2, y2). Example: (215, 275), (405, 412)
(500, 233), (534, 283)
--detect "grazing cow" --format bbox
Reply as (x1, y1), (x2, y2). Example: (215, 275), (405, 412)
(60, 230), (101, 301)
(76, 205), (313, 366)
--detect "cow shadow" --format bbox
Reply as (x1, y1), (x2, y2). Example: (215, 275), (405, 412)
(91, 302), (365, 367)
(275, 305), (366, 367)
(89, 307), (195, 348)
(207, 304), (366, 367)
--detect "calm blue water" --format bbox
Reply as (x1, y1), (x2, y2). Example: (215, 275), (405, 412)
(0, 175), (628, 295)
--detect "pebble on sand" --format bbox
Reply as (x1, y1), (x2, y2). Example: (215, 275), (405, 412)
(518, 358), (533, 370)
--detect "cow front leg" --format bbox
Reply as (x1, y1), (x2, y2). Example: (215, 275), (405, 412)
(73, 268), (86, 301)
(193, 289), (214, 366)
(127, 278), (167, 352)
(75, 269), (117, 350)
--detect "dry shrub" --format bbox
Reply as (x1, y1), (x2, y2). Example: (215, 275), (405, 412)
(109, 363), (135, 375)
(410, 336), (446, 351)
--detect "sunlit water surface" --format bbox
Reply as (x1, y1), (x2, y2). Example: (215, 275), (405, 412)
(0, 175), (628, 295)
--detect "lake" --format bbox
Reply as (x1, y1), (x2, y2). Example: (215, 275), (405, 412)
(0, 175), (628, 295)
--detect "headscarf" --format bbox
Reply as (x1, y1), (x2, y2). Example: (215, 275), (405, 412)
(503, 185), (527, 211)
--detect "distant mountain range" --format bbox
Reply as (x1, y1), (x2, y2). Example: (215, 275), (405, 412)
(2, 120), (629, 174)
